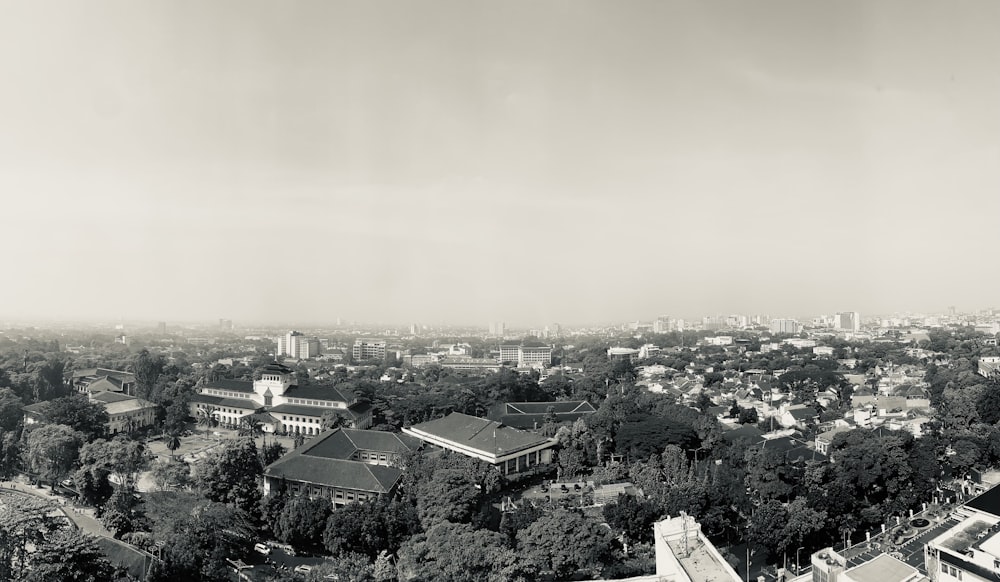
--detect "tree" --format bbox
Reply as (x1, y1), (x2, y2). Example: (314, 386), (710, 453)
(150, 459), (192, 491)
(261, 441), (286, 466)
(77, 436), (149, 493)
(166, 433), (181, 460)
(516, 508), (616, 579)
(321, 410), (349, 431)
(23, 423), (81, 488)
(324, 497), (421, 559)
(194, 438), (263, 514)
(148, 501), (255, 582)
(417, 469), (481, 526)
(396, 521), (532, 582)
(0, 387), (24, 431)
(196, 405), (218, 437)
(133, 349), (166, 401)
(275, 496), (332, 550)
(24, 531), (116, 582)
(100, 485), (148, 538)
(603, 494), (661, 545)
(35, 395), (109, 440)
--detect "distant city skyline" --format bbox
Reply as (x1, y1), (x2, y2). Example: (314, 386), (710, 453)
(2, 1), (998, 325)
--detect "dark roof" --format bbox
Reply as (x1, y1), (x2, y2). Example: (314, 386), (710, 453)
(90, 392), (134, 404)
(939, 549), (1000, 582)
(283, 384), (353, 402)
(788, 407), (819, 421)
(721, 424), (765, 444)
(302, 428), (421, 460)
(966, 483), (1000, 518)
(406, 412), (554, 456)
(190, 394), (259, 410)
(269, 402), (372, 420)
(261, 363), (295, 374)
(202, 379), (254, 393)
(264, 429), (405, 492)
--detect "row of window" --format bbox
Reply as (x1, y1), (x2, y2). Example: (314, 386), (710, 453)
(286, 398), (342, 407)
(280, 415), (318, 423)
(943, 564), (963, 580)
(286, 483), (371, 503)
(357, 451), (389, 463)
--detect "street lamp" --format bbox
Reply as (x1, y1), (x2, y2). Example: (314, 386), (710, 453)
(796, 546), (805, 575)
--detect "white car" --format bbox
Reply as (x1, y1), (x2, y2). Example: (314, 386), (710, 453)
(294, 565), (312, 574)
(253, 543), (271, 555)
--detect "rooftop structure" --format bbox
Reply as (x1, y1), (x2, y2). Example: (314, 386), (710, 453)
(654, 514), (742, 582)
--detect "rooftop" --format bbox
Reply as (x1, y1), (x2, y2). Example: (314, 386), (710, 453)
(967, 484), (1000, 519)
(405, 412), (555, 458)
(843, 553), (920, 582)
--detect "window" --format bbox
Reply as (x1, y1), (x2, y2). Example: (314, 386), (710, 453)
(379, 454), (387, 462)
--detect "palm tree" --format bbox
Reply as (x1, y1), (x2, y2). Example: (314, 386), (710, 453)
(166, 432), (181, 460)
(197, 406), (218, 437)
(238, 416), (264, 446)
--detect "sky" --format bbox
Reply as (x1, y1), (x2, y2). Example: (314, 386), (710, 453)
(1, 0), (998, 327)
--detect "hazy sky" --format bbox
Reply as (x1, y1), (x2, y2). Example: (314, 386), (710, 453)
(1, 1), (998, 326)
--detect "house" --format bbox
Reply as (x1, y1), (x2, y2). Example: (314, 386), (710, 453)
(91, 392), (158, 435)
(23, 392), (157, 435)
(779, 404), (819, 429)
(263, 428), (422, 506)
(815, 426), (853, 455)
(67, 368), (137, 397)
(403, 412), (557, 478)
(189, 362), (373, 435)
(488, 401), (597, 430)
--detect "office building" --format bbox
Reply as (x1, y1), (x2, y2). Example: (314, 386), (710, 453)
(771, 319), (802, 335)
(352, 339), (387, 361)
(278, 331), (322, 359)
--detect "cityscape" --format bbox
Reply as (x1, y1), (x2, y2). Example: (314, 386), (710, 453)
(3, 1), (1000, 582)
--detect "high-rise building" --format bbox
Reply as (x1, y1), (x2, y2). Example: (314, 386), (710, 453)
(498, 344), (520, 364)
(489, 322), (506, 337)
(770, 319), (801, 335)
(518, 346), (552, 367)
(278, 331), (321, 359)
(219, 319), (234, 332)
(653, 316), (672, 334)
(157, 322), (166, 335)
(352, 339), (387, 361)
(835, 312), (861, 332)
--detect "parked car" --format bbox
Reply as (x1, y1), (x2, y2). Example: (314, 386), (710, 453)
(294, 565), (312, 574)
(253, 543), (271, 555)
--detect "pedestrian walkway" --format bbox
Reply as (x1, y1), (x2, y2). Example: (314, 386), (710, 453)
(0, 478), (112, 537)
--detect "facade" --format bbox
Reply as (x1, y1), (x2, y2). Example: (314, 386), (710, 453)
(23, 392), (156, 435)
(608, 347), (640, 363)
(263, 428), (422, 506)
(93, 392), (158, 435)
(498, 345), (520, 364)
(352, 339), (386, 361)
(189, 363), (373, 435)
(277, 331), (321, 359)
(771, 319), (802, 335)
(836, 312), (862, 332)
(403, 412), (557, 477)
(518, 346), (552, 367)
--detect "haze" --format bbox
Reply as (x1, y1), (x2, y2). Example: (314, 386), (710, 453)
(1, 1), (998, 326)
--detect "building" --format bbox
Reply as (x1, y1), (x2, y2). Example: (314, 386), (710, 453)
(23, 392), (157, 435)
(498, 344), (520, 364)
(190, 362), (373, 435)
(219, 319), (234, 332)
(837, 312), (862, 332)
(654, 514), (743, 582)
(403, 412), (557, 478)
(263, 428), (422, 506)
(278, 331), (321, 360)
(517, 345), (553, 367)
(654, 316), (673, 334)
(924, 484), (1000, 582)
(771, 319), (802, 335)
(92, 392), (158, 435)
(812, 549), (923, 582)
(489, 322), (506, 337)
(608, 347), (640, 363)
(352, 339), (386, 361)
(68, 368), (137, 397)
